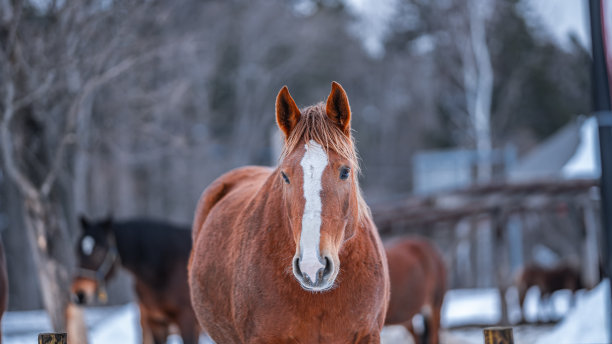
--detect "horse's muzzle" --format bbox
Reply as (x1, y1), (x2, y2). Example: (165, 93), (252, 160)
(71, 278), (97, 305)
(292, 254), (335, 291)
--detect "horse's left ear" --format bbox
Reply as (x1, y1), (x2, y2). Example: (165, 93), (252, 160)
(276, 86), (301, 139)
(326, 81), (351, 136)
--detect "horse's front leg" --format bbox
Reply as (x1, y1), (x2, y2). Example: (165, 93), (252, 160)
(138, 303), (154, 344)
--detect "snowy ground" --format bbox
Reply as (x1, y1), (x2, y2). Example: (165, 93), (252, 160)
(4, 280), (609, 344)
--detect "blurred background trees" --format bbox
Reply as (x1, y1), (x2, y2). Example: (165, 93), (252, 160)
(0, 0), (590, 326)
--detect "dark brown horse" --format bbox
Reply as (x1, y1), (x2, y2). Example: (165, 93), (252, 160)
(189, 82), (390, 343)
(0, 237), (8, 344)
(515, 262), (583, 322)
(71, 217), (199, 344)
(384, 237), (446, 344)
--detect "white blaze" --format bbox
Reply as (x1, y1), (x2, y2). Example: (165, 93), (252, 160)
(81, 235), (95, 256)
(298, 140), (328, 283)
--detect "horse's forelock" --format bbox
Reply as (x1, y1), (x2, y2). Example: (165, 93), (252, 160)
(279, 103), (370, 225)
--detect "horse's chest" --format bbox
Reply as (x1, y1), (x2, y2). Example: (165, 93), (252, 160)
(233, 283), (380, 342)
(244, 307), (371, 343)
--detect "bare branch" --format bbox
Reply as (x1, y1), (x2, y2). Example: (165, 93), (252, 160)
(41, 41), (189, 195)
(13, 73), (55, 111)
(40, 133), (75, 196)
(1, 81), (39, 200)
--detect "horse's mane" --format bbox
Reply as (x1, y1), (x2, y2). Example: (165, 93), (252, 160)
(280, 103), (371, 225)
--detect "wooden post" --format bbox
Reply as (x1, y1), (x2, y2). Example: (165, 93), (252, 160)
(38, 333), (67, 344)
(483, 327), (513, 344)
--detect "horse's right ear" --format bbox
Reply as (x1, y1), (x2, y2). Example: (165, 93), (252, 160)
(79, 215), (89, 229)
(276, 86), (301, 139)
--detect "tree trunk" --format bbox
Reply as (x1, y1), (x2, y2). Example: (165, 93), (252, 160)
(21, 194), (73, 331)
(461, 0), (494, 183)
(2, 180), (43, 310)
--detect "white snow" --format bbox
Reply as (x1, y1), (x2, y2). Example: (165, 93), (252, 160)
(88, 303), (139, 344)
(563, 117), (601, 179)
(3, 282), (609, 343)
(536, 279), (610, 344)
(441, 288), (501, 327)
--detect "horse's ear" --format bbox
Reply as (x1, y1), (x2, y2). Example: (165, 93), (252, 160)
(276, 86), (301, 139)
(79, 215), (89, 229)
(325, 81), (351, 136)
(101, 215), (113, 233)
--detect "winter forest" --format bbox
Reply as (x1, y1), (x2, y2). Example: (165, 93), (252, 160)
(0, 0), (608, 343)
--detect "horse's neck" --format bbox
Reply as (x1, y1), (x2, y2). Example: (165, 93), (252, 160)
(112, 225), (141, 275)
(256, 173), (293, 240)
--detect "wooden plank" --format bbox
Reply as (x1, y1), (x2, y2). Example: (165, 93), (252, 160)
(371, 179), (599, 234)
(483, 327), (513, 344)
(38, 333), (67, 344)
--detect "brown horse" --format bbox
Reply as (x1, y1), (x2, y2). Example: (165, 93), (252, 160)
(515, 262), (583, 322)
(189, 82), (390, 343)
(71, 217), (199, 344)
(384, 237), (447, 344)
(0, 237), (8, 344)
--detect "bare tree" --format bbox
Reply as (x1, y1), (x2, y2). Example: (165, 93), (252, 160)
(457, 0), (494, 182)
(0, 0), (171, 329)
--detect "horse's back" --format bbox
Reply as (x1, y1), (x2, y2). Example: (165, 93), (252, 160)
(192, 166), (272, 242)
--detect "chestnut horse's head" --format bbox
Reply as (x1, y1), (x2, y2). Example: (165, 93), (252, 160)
(275, 82), (368, 292)
(71, 215), (119, 305)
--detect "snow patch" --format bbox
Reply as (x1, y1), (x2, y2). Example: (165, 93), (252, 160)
(562, 117), (600, 179)
(536, 279), (610, 344)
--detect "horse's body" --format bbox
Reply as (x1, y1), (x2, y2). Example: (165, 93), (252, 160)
(189, 83), (389, 344)
(72, 218), (199, 344)
(0, 238), (8, 344)
(516, 262), (583, 321)
(384, 237), (446, 344)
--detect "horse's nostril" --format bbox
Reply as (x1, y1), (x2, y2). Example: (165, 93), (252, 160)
(75, 291), (86, 304)
(293, 256), (302, 276)
(323, 256), (333, 278)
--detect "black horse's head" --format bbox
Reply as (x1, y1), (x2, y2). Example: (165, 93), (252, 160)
(71, 215), (119, 305)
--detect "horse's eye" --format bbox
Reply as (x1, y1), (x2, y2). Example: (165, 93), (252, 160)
(281, 171), (290, 184)
(339, 167), (350, 180)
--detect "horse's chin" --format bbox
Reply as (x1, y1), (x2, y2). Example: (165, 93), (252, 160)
(300, 283), (335, 293)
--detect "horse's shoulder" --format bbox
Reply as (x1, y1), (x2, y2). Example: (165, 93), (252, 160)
(192, 166), (273, 242)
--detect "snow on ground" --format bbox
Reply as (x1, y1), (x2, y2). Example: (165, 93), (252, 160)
(563, 117), (600, 179)
(441, 288), (500, 328)
(536, 279), (610, 344)
(3, 281), (610, 343)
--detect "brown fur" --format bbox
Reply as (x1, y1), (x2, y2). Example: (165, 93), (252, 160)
(189, 82), (390, 343)
(516, 262), (583, 321)
(384, 238), (447, 344)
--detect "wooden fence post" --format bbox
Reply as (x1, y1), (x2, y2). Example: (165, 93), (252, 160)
(483, 327), (513, 344)
(38, 333), (67, 344)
